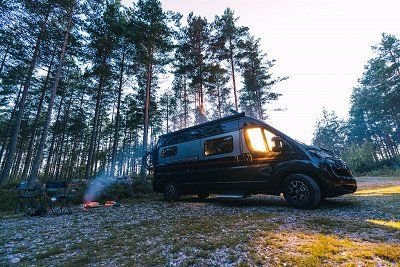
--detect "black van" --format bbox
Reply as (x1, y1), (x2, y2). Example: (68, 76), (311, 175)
(151, 112), (357, 209)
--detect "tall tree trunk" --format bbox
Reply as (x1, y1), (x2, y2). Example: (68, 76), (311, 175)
(0, 42), (10, 76)
(44, 93), (65, 177)
(140, 59), (153, 181)
(11, 139), (24, 180)
(28, 3), (74, 185)
(119, 124), (128, 176)
(0, 10), (50, 185)
(111, 46), (126, 177)
(0, 85), (22, 165)
(21, 52), (56, 179)
(85, 55), (106, 180)
(54, 92), (73, 180)
(216, 85), (222, 118)
(93, 111), (103, 176)
(166, 94), (169, 133)
(183, 76), (188, 128)
(229, 38), (238, 111)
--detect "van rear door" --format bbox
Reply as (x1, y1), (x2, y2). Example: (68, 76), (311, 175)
(158, 139), (200, 192)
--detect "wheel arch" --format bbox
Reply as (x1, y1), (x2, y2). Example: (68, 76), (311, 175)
(277, 169), (325, 195)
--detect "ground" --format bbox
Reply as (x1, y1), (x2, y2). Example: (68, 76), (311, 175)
(1, 177), (399, 266)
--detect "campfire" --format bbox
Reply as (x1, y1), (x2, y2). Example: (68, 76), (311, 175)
(83, 200), (120, 209)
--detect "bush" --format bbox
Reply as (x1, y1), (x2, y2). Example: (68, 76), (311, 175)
(0, 186), (19, 212)
(341, 142), (377, 173)
(358, 166), (400, 177)
(341, 142), (400, 176)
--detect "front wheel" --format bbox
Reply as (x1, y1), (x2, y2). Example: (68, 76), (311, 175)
(163, 182), (180, 201)
(282, 174), (321, 209)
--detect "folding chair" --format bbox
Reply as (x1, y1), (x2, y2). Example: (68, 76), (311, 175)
(45, 181), (73, 215)
(16, 182), (47, 216)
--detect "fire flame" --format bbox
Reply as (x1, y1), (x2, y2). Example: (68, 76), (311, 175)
(83, 201), (100, 209)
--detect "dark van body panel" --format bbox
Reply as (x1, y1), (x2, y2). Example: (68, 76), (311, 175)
(152, 113), (357, 199)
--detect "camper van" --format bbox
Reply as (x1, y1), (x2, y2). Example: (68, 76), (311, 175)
(151, 112), (357, 209)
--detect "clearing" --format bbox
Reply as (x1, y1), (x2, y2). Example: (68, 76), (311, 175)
(1, 176), (399, 266)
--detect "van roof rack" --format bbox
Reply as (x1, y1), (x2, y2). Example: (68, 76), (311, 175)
(159, 112), (246, 138)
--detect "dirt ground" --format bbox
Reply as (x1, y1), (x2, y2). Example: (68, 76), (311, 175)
(1, 176), (399, 266)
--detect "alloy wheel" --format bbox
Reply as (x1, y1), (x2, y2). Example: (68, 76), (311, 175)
(288, 180), (309, 202)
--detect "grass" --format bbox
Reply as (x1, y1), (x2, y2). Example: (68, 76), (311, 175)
(1, 176), (400, 266)
(252, 232), (400, 266)
(367, 219), (400, 230)
(355, 185), (400, 196)
(36, 246), (64, 260)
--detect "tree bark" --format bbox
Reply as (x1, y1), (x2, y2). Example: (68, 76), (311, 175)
(140, 58), (153, 181)
(54, 92), (73, 180)
(85, 54), (106, 179)
(166, 93), (169, 132)
(28, 3), (74, 185)
(216, 85), (222, 118)
(0, 42), (10, 76)
(0, 85), (22, 165)
(183, 76), (188, 128)
(229, 38), (238, 111)
(44, 92), (64, 177)
(21, 52), (56, 179)
(0, 10), (50, 185)
(111, 46), (126, 177)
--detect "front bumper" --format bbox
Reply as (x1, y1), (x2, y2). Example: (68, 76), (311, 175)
(321, 160), (357, 197)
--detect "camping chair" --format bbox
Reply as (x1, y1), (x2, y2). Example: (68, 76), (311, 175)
(45, 181), (73, 215)
(16, 182), (47, 216)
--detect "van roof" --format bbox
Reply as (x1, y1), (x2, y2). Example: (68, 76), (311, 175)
(159, 112), (247, 139)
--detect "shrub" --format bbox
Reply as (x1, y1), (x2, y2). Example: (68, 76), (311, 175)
(341, 142), (377, 173)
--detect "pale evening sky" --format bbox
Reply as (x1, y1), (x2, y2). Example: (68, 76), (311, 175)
(123, 0), (400, 144)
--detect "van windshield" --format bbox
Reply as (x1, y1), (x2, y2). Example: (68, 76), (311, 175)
(246, 128), (267, 152)
(245, 127), (281, 158)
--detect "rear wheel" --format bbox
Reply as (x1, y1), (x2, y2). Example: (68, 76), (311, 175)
(197, 193), (210, 200)
(283, 174), (321, 209)
(163, 182), (180, 201)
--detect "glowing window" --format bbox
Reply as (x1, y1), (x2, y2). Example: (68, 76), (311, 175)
(264, 129), (277, 151)
(246, 128), (267, 152)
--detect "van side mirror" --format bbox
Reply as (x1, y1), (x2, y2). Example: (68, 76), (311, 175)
(271, 136), (283, 153)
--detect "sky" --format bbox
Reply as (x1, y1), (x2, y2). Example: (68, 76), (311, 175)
(124, 0), (400, 144)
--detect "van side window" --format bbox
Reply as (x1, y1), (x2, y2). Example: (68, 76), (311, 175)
(204, 136), (233, 156)
(161, 146), (178, 157)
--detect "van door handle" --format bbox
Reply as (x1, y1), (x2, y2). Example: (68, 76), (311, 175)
(184, 157), (198, 162)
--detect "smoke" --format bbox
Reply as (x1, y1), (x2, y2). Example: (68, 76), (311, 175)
(84, 173), (117, 203)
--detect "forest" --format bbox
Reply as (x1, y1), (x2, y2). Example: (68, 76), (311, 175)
(313, 33), (400, 174)
(0, 0), (286, 185)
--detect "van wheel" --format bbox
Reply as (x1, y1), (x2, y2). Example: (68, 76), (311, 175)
(283, 174), (321, 209)
(163, 182), (180, 201)
(197, 193), (210, 200)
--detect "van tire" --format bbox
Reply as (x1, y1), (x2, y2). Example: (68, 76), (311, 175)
(163, 182), (180, 201)
(197, 193), (210, 200)
(282, 174), (321, 209)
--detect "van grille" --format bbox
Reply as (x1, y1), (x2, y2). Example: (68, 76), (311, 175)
(333, 168), (352, 177)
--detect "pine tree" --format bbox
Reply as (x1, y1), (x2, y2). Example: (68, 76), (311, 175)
(131, 0), (177, 179)
(239, 36), (285, 120)
(84, 0), (121, 179)
(0, 0), (53, 185)
(211, 8), (249, 111)
(28, 0), (76, 185)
